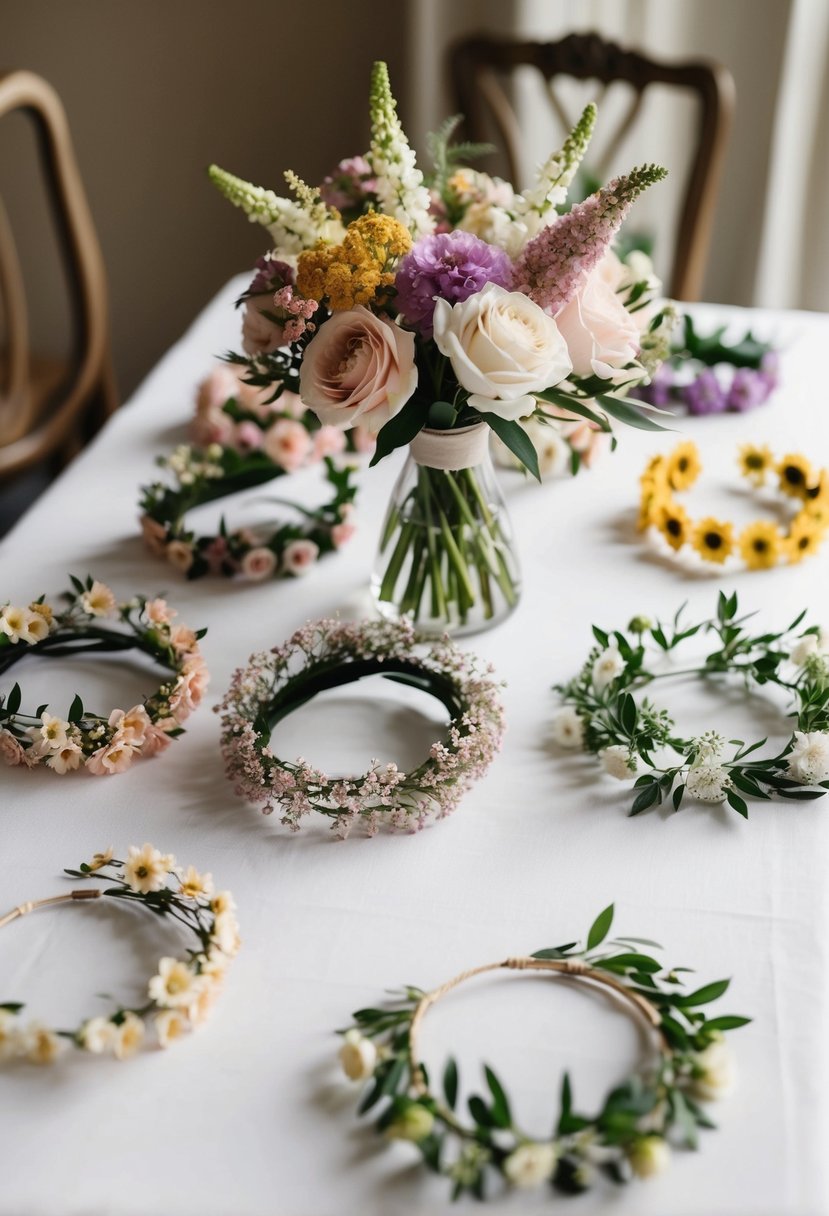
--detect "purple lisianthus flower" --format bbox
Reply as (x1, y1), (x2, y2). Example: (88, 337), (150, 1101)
(394, 230), (513, 336)
(727, 367), (768, 412)
(683, 368), (727, 415)
(632, 362), (674, 408)
(759, 349), (780, 393)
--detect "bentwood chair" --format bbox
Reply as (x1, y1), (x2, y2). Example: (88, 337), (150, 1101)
(0, 69), (117, 483)
(450, 33), (735, 301)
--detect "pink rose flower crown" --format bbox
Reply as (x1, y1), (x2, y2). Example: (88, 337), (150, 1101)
(0, 577), (208, 775)
(217, 617), (505, 838)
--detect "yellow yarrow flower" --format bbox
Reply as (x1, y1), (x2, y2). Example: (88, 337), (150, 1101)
(738, 443), (774, 487)
(786, 514), (824, 563)
(777, 453), (813, 499)
(656, 501), (691, 551)
(296, 213), (411, 311)
(691, 517), (734, 564)
(739, 520), (782, 569)
(665, 441), (701, 491)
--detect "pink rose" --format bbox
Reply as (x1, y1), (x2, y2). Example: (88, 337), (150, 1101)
(196, 365), (240, 414)
(240, 547), (277, 581)
(299, 307), (417, 434)
(331, 522), (356, 549)
(282, 539), (319, 576)
(166, 540), (194, 573)
(191, 407), (234, 448)
(263, 419), (312, 472)
(0, 728), (26, 767)
(241, 296), (285, 356)
(274, 390), (307, 420)
(234, 421), (265, 451)
(313, 426), (347, 460)
(555, 267), (641, 380)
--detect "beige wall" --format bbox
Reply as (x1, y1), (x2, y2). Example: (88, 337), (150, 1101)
(1, 0), (408, 398)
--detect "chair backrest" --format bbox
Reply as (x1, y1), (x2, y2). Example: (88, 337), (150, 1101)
(0, 69), (116, 477)
(450, 32), (735, 301)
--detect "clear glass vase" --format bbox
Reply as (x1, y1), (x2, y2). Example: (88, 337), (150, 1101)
(371, 424), (521, 638)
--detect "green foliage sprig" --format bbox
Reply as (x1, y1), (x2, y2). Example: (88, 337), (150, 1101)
(337, 904), (748, 1199)
(554, 592), (829, 817)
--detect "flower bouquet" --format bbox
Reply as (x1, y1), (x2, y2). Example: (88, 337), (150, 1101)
(209, 62), (671, 635)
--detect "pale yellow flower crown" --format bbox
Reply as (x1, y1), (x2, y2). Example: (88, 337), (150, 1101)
(0, 846), (239, 1066)
(638, 442), (828, 569)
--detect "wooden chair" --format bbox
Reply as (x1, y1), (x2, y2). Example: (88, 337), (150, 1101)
(0, 69), (117, 482)
(450, 33), (735, 301)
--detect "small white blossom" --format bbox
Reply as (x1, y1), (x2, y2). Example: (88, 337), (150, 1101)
(686, 764), (733, 804)
(690, 1037), (736, 1100)
(503, 1142), (558, 1188)
(552, 707), (585, 749)
(338, 1029), (377, 1081)
(79, 1016), (117, 1054)
(790, 629), (828, 666)
(592, 645), (625, 692)
(786, 731), (829, 784)
(692, 731), (726, 763)
(600, 745), (637, 780)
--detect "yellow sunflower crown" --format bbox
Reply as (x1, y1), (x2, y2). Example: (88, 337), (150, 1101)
(639, 442), (828, 569)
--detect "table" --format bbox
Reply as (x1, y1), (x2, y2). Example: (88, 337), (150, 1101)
(1, 279), (827, 1216)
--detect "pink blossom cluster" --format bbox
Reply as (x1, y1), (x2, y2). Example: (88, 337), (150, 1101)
(0, 591), (208, 776)
(216, 619), (505, 838)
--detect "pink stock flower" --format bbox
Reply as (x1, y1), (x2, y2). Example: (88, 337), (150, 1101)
(241, 548), (278, 581)
(263, 419), (313, 471)
(0, 728), (26, 767)
(275, 390), (307, 420)
(108, 705), (150, 746)
(142, 722), (176, 757)
(512, 165), (667, 315)
(331, 522), (356, 549)
(282, 540), (319, 576)
(196, 365), (241, 414)
(166, 541), (195, 574)
(191, 408), (234, 448)
(298, 307), (417, 435)
(170, 624), (198, 654)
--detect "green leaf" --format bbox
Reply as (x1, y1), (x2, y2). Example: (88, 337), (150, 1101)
(703, 1014), (752, 1032)
(357, 1073), (386, 1115)
(629, 782), (661, 815)
(587, 904), (614, 950)
(531, 942), (578, 960)
(484, 1065), (512, 1128)
(726, 790), (749, 818)
(443, 1057), (458, 1110)
(483, 414), (540, 481)
(679, 978), (730, 1007)
(67, 694), (84, 723)
(596, 394), (669, 432)
(592, 626), (609, 647)
(670, 1088), (698, 1149)
(598, 952), (661, 974)
(467, 1095), (494, 1128)
(369, 396), (428, 467)
(671, 784), (685, 812)
(380, 1055), (407, 1096)
(619, 692), (637, 734)
(6, 683), (21, 715)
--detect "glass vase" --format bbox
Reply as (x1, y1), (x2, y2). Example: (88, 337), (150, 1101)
(371, 423), (521, 638)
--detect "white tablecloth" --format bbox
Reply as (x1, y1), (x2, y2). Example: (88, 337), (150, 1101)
(1, 280), (828, 1216)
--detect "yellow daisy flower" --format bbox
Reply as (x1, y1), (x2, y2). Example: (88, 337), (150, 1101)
(665, 441), (701, 491)
(777, 453), (813, 500)
(803, 473), (829, 524)
(737, 443), (774, 487)
(691, 517), (734, 564)
(786, 515), (824, 563)
(656, 501), (691, 551)
(738, 520), (782, 569)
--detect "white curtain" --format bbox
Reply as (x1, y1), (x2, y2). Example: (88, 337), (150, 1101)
(405, 0), (829, 311)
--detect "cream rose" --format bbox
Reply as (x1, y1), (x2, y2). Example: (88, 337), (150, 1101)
(299, 308), (417, 434)
(432, 283), (571, 421)
(555, 266), (641, 379)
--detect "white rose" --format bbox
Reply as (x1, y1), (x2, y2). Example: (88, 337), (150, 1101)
(503, 1142), (558, 1188)
(786, 730), (829, 784)
(552, 707), (584, 749)
(628, 1135), (670, 1178)
(555, 266), (642, 380)
(686, 763), (732, 804)
(600, 745), (637, 780)
(691, 1038), (736, 1101)
(592, 645), (625, 692)
(338, 1029), (377, 1081)
(790, 630), (827, 666)
(433, 283), (572, 421)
